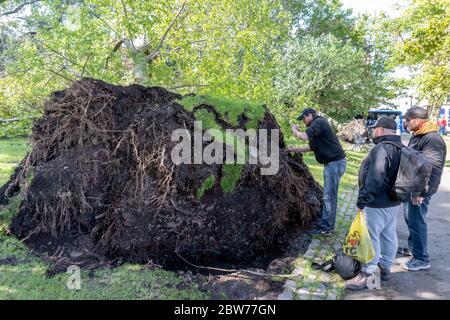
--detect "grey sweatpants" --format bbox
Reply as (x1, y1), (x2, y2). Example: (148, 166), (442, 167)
(362, 205), (401, 274)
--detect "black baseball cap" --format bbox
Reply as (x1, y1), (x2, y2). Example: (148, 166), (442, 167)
(368, 116), (397, 130)
(296, 108), (316, 121)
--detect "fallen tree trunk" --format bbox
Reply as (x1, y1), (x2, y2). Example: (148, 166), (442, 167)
(339, 119), (369, 144)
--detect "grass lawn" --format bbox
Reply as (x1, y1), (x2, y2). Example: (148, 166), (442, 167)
(1, 204), (207, 299)
(0, 138), (208, 299)
(0, 138), (30, 185)
(0, 136), (365, 299)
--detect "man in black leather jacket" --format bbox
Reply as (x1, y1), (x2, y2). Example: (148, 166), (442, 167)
(398, 107), (447, 272)
(346, 117), (403, 291)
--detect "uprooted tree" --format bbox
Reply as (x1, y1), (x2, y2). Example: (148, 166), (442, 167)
(0, 78), (323, 267)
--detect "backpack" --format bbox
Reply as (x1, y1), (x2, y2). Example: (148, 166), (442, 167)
(381, 142), (432, 202)
(312, 250), (360, 280)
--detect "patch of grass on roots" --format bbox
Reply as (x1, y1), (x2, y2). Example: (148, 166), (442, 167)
(196, 174), (217, 200)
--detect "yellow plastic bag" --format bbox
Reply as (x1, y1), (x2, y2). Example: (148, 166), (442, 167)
(343, 210), (375, 264)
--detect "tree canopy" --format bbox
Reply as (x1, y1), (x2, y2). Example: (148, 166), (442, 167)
(390, 0), (450, 118)
(0, 0), (401, 136)
(274, 2), (396, 121)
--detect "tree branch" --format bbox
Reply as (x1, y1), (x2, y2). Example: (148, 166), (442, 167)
(21, 31), (86, 76)
(120, 0), (135, 51)
(175, 251), (297, 279)
(88, 10), (120, 38)
(45, 68), (92, 97)
(104, 40), (125, 70)
(1, 0), (40, 16)
(169, 84), (208, 90)
(80, 53), (92, 78)
(167, 37), (235, 54)
(145, 0), (188, 62)
(397, 30), (406, 44)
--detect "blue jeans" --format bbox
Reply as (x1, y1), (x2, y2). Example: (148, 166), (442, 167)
(362, 206), (400, 273)
(404, 197), (431, 263)
(318, 158), (346, 231)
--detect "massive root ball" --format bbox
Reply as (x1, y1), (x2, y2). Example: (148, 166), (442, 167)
(2, 78), (323, 267)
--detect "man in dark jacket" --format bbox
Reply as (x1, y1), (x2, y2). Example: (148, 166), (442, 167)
(346, 117), (403, 290)
(284, 108), (347, 235)
(397, 107), (447, 271)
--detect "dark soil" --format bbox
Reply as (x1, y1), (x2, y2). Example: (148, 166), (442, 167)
(203, 232), (311, 300)
(167, 231), (311, 300)
(0, 78), (323, 274)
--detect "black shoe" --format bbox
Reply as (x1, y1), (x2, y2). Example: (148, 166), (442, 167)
(397, 247), (412, 256)
(378, 264), (392, 281)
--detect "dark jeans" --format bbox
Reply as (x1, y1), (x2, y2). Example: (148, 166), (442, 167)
(404, 196), (431, 263)
(318, 158), (347, 231)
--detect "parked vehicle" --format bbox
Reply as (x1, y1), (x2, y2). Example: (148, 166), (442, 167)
(366, 109), (404, 135)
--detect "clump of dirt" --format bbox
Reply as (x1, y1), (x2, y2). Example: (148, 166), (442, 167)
(0, 256), (21, 266)
(0, 78), (322, 270)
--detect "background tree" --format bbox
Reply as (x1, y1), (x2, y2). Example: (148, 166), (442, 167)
(283, 0), (358, 43)
(275, 35), (369, 120)
(390, 0), (450, 119)
(275, 1), (397, 122)
(0, 0), (400, 137)
(0, 0), (292, 136)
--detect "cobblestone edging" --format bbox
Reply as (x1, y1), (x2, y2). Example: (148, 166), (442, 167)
(277, 187), (358, 300)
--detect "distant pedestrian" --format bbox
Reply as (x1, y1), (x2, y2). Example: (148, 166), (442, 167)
(438, 116), (447, 135)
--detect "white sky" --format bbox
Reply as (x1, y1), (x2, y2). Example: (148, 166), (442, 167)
(342, 0), (413, 80)
(341, 0), (406, 17)
(342, 0), (417, 105)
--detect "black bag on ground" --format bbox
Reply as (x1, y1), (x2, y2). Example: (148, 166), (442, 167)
(381, 142), (432, 202)
(312, 250), (360, 280)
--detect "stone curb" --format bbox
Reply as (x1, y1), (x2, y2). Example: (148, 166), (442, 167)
(277, 187), (358, 300)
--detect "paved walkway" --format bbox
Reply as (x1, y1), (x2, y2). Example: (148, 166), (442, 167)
(346, 138), (450, 300)
(278, 136), (450, 300)
(278, 189), (358, 300)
